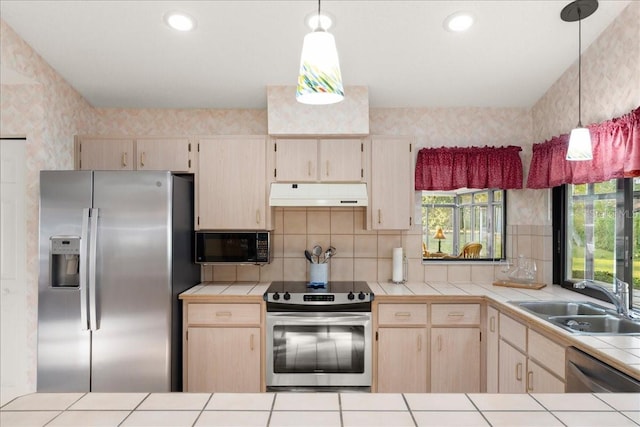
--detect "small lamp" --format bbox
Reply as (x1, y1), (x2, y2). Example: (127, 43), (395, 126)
(433, 227), (446, 253)
(562, 0), (598, 161)
(296, 0), (344, 105)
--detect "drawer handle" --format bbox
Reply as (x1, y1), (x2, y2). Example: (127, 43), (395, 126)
(308, 161), (312, 176)
(215, 311), (232, 317)
(489, 316), (496, 332)
(326, 160), (330, 176)
(516, 363), (523, 381)
(394, 312), (411, 317)
(140, 151), (145, 167)
(417, 334), (422, 351)
(527, 371), (534, 391)
(378, 209), (382, 224)
(256, 209), (261, 224)
(437, 335), (442, 352)
(250, 334), (255, 351)
(447, 312), (465, 318)
(122, 152), (128, 167)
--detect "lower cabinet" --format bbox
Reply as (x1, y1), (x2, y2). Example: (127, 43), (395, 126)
(376, 303), (428, 392)
(186, 327), (260, 392)
(183, 302), (262, 392)
(431, 327), (480, 392)
(377, 327), (428, 392)
(498, 313), (566, 393)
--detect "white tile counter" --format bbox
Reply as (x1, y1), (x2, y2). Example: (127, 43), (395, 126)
(180, 281), (640, 379)
(2, 391), (639, 427)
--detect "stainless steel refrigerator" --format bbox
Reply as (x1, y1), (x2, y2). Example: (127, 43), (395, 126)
(37, 171), (199, 392)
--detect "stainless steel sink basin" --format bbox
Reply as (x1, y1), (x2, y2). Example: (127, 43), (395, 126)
(517, 301), (607, 317)
(510, 300), (640, 335)
(550, 315), (640, 334)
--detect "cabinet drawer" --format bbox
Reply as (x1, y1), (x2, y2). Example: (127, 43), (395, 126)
(431, 304), (480, 325)
(528, 330), (565, 379)
(499, 313), (527, 352)
(187, 303), (261, 326)
(378, 304), (427, 326)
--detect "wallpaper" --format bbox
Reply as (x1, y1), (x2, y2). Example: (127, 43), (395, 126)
(0, 1), (637, 397)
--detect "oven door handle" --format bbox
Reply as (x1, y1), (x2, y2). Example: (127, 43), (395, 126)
(268, 314), (371, 323)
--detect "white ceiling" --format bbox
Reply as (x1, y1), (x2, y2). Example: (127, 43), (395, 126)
(0, 0), (631, 109)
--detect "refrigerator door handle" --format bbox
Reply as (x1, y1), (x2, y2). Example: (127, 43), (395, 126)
(79, 208), (91, 330)
(89, 208), (99, 331)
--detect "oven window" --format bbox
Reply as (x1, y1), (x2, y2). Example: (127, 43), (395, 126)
(272, 325), (365, 374)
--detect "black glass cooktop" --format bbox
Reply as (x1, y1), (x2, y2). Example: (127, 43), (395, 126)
(266, 281), (371, 294)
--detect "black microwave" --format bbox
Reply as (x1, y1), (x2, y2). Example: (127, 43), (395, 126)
(195, 231), (271, 265)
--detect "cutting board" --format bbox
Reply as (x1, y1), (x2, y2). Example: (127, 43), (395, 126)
(493, 280), (546, 290)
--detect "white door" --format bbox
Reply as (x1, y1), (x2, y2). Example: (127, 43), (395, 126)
(0, 138), (28, 405)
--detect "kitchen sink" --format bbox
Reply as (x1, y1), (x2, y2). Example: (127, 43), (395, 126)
(516, 301), (607, 317)
(550, 315), (640, 334)
(511, 301), (640, 335)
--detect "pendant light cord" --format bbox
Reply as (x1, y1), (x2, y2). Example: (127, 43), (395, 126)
(577, 7), (582, 127)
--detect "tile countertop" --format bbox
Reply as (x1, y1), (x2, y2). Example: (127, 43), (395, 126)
(2, 391), (639, 427)
(181, 281), (640, 379)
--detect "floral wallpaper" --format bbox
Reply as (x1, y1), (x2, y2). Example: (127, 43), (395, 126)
(0, 1), (637, 397)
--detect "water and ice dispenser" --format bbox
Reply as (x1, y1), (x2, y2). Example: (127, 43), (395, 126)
(49, 236), (80, 288)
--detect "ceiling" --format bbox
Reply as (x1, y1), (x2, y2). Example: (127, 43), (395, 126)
(0, 0), (631, 109)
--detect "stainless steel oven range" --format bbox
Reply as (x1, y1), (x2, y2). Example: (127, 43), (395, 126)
(264, 281), (374, 391)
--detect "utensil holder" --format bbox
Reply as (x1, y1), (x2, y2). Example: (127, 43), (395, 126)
(309, 263), (328, 284)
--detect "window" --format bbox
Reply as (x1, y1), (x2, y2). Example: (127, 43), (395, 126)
(421, 189), (505, 260)
(553, 178), (639, 309)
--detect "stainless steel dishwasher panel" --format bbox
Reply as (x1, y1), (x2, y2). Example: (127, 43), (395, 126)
(566, 347), (640, 392)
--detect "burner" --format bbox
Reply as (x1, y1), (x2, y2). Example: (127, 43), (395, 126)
(264, 281), (374, 311)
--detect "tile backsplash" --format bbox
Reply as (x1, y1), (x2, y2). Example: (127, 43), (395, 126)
(201, 207), (552, 285)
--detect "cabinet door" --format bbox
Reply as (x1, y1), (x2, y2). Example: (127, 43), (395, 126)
(370, 137), (412, 230)
(319, 139), (362, 182)
(77, 138), (134, 170)
(486, 306), (499, 393)
(274, 139), (317, 182)
(527, 359), (565, 393)
(499, 340), (527, 393)
(431, 327), (480, 392)
(197, 137), (267, 229)
(136, 138), (192, 172)
(377, 328), (427, 392)
(186, 327), (260, 392)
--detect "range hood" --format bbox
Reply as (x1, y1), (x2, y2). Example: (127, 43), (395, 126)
(269, 183), (368, 207)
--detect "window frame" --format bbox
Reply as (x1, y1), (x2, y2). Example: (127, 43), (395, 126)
(552, 178), (637, 309)
(421, 189), (506, 261)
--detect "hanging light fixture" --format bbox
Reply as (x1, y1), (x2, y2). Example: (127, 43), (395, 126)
(562, 0), (598, 161)
(296, 0), (344, 105)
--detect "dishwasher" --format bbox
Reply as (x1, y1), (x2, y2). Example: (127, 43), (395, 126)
(566, 347), (640, 392)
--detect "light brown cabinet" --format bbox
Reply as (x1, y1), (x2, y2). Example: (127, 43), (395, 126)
(197, 136), (269, 230)
(498, 312), (566, 393)
(183, 302), (262, 392)
(76, 137), (134, 170)
(430, 304), (481, 392)
(76, 137), (193, 172)
(273, 138), (363, 182)
(376, 303), (428, 392)
(486, 306), (500, 392)
(369, 136), (413, 230)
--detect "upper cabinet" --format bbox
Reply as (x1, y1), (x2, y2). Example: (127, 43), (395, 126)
(273, 138), (364, 182)
(75, 136), (193, 173)
(76, 137), (134, 170)
(197, 136), (269, 230)
(369, 136), (414, 230)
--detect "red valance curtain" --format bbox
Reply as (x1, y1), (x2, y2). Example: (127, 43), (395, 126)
(415, 145), (523, 191)
(527, 106), (640, 189)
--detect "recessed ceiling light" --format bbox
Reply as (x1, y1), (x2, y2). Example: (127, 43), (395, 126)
(164, 11), (196, 32)
(305, 11), (334, 30)
(444, 12), (474, 32)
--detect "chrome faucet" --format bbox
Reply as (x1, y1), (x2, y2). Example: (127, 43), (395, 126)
(573, 279), (631, 318)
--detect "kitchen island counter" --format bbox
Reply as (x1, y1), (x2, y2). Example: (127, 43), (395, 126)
(2, 391), (639, 426)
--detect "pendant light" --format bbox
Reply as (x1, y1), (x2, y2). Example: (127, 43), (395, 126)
(296, 0), (344, 105)
(562, 0), (598, 161)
